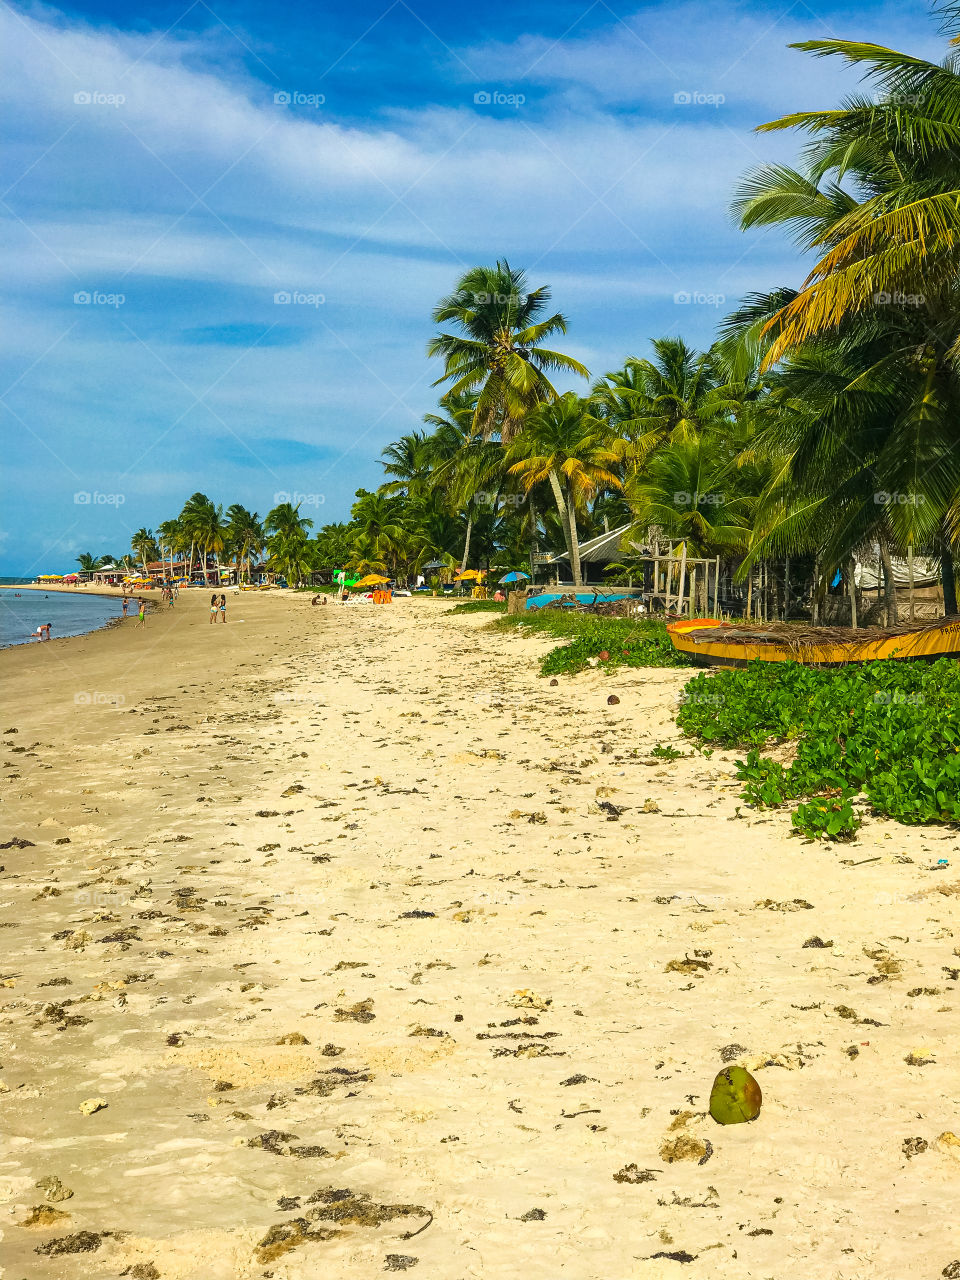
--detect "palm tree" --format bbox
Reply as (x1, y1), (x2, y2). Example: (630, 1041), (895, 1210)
(265, 502), (314, 539)
(731, 74), (960, 612)
(264, 502), (314, 586)
(507, 393), (622, 586)
(350, 490), (406, 571)
(421, 392), (503, 572)
(197, 503), (229, 584)
(155, 517), (184, 582)
(592, 340), (743, 476)
(314, 523), (356, 574)
(746, 21), (960, 364)
(179, 492), (216, 583)
(226, 505), (264, 582)
(428, 261), (589, 442)
(267, 529), (315, 586)
(130, 528), (158, 577)
(76, 552), (106, 573)
(628, 436), (753, 608)
(379, 433), (435, 500)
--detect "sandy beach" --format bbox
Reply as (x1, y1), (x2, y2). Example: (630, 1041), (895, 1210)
(1, 593), (958, 1280)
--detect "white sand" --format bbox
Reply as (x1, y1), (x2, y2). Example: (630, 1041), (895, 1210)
(0, 592), (957, 1279)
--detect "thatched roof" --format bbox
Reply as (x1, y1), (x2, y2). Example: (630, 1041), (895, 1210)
(545, 523), (642, 565)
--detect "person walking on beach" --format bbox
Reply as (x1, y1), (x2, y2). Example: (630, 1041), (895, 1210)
(134, 598), (146, 629)
(121, 596), (129, 618)
(218, 593), (227, 623)
(210, 593), (218, 624)
(167, 583), (175, 608)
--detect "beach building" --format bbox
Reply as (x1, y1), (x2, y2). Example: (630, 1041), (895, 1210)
(542, 523), (644, 586)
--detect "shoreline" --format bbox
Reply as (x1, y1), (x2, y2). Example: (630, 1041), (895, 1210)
(0, 585), (147, 653)
(1, 598), (957, 1279)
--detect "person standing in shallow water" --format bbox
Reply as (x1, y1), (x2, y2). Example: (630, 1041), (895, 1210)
(121, 596), (129, 617)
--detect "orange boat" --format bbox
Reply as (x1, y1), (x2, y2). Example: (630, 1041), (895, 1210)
(667, 617), (960, 668)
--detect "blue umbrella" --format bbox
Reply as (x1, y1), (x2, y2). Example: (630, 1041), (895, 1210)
(499, 570), (531, 583)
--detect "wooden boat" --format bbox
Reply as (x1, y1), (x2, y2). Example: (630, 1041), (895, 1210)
(666, 616), (960, 668)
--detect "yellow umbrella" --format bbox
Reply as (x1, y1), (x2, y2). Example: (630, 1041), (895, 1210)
(454, 569), (484, 581)
(353, 574), (391, 587)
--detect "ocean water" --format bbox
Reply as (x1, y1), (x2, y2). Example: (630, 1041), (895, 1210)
(0, 588), (124, 648)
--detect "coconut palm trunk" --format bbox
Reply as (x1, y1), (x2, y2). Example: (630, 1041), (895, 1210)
(941, 523), (958, 615)
(566, 491), (583, 588)
(546, 468), (574, 571)
(459, 514), (473, 575)
(846, 558), (858, 628)
(878, 538), (899, 627)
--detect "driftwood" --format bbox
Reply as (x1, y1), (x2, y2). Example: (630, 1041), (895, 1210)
(537, 594), (647, 618)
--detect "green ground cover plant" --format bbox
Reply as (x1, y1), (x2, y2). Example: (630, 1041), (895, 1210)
(446, 601), (508, 614)
(490, 610), (691, 675)
(676, 659), (960, 834)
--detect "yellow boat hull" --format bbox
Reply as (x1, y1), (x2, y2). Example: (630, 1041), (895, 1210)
(667, 619), (960, 668)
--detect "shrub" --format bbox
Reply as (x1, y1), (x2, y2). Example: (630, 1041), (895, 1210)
(676, 658), (960, 831)
(491, 611), (690, 675)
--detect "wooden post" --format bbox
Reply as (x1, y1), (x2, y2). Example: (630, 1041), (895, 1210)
(714, 555), (720, 615)
(784, 555), (790, 620)
(689, 563), (697, 618)
(812, 557), (819, 626)
(676, 543), (687, 618)
(746, 566), (753, 621)
(908, 544), (915, 622)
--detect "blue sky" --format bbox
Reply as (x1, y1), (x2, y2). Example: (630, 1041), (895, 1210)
(0, 0), (945, 573)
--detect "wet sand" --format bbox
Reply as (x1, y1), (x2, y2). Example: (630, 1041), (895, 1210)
(1, 593), (958, 1279)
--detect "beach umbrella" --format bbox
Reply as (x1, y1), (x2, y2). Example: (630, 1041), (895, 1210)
(455, 569), (485, 581)
(353, 573), (391, 587)
(422, 559), (447, 571)
(499, 570), (530, 583)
